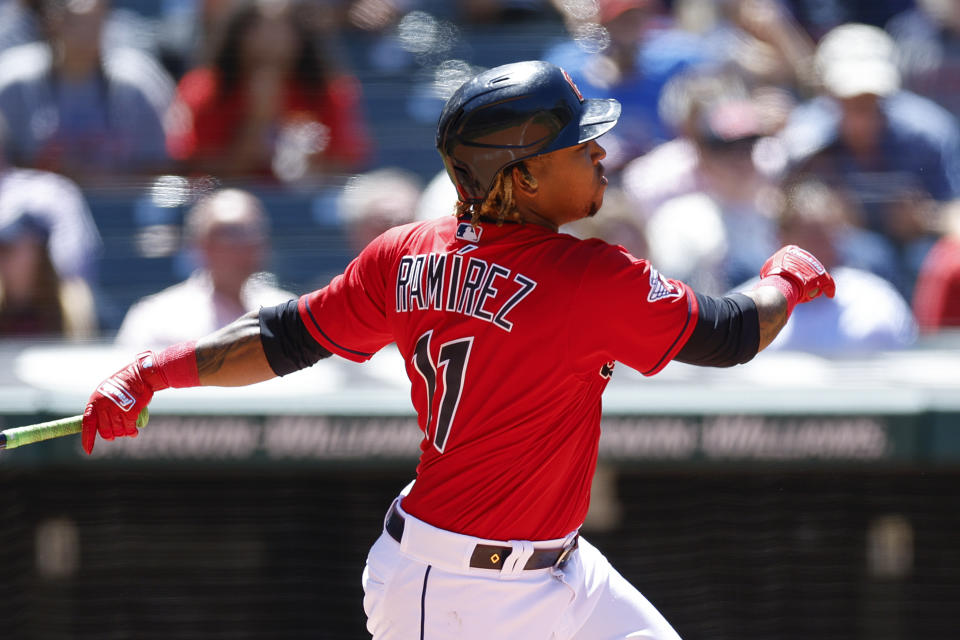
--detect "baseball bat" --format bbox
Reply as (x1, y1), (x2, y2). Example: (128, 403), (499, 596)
(0, 408), (150, 450)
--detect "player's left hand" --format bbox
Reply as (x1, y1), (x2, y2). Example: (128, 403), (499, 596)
(760, 244), (836, 303)
(82, 352), (170, 454)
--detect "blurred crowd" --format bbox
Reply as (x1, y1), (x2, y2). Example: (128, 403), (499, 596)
(0, 0), (957, 353)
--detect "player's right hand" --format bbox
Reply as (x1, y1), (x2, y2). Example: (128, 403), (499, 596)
(82, 352), (170, 454)
(760, 245), (836, 303)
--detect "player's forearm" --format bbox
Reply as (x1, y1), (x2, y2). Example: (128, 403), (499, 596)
(742, 286), (788, 352)
(195, 310), (277, 386)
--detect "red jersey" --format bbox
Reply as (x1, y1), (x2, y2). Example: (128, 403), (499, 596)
(299, 216), (698, 540)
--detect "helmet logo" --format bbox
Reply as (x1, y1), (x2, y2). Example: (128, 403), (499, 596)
(561, 69), (583, 102)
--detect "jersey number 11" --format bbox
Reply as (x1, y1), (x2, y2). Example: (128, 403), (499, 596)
(412, 330), (474, 453)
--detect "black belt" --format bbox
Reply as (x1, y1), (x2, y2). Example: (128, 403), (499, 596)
(385, 502), (578, 571)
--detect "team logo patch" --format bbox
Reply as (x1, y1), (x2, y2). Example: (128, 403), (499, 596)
(456, 223), (482, 242)
(647, 268), (682, 303)
(99, 380), (136, 412)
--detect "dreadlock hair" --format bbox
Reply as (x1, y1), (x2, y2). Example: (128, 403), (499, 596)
(454, 163), (527, 227)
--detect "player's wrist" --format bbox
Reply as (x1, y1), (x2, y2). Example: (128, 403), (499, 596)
(755, 274), (801, 318)
(143, 340), (201, 390)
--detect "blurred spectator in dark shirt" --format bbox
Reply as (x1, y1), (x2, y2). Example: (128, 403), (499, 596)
(167, 0), (373, 185)
(115, 188), (294, 348)
(544, 0), (709, 168)
(0, 209), (97, 339)
(779, 22), (960, 297)
(0, 0), (173, 184)
(734, 177), (917, 353)
(887, 0), (960, 118)
(913, 200), (960, 333)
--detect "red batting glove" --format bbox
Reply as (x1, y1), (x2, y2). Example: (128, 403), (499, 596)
(81, 342), (200, 454)
(756, 245), (836, 317)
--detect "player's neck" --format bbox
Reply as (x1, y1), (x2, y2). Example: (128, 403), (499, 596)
(514, 205), (560, 232)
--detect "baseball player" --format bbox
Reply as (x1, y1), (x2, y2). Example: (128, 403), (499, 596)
(82, 61), (836, 639)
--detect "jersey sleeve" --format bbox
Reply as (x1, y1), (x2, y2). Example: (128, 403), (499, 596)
(570, 242), (699, 376)
(297, 234), (394, 362)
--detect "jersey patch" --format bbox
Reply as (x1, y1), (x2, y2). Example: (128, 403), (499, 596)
(647, 267), (682, 303)
(456, 223), (482, 243)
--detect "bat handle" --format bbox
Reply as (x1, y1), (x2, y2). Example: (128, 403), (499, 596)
(0, 408), (149, 451)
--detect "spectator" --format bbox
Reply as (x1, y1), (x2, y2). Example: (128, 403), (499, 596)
(622, 66), (755, 218)
(0, 0), (174, 184)
(736, 178), (917, 353)
(166, 0), (373, 184)
(0, 0), (41, 54)
(0, 0), (163, 57)
(676, 0), (818, 101)
(0, 209), (97, 339)
(779, 22), (960, 297)
(0, 116), (102, 284)
(114, 188), (295, 349)
(338, 167), (422, 253)
(912, 200), (960, 333)
(636, 97), (781, 294)
(887, 0), (960, 118)
(544, 0), (709, 167)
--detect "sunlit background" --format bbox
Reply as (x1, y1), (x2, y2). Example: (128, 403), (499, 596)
(0, 0), (958, 638)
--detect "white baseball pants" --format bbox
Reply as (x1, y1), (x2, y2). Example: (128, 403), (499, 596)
(362, 496), (682, 640)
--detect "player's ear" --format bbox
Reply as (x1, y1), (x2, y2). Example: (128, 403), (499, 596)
(511, 162), (538, 195)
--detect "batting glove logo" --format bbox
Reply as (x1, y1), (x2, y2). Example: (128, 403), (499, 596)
(789, 246), (827, 275)
(98, 380), (137, 412)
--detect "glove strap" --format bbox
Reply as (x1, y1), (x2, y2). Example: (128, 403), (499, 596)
(755, 275), (801, 319)
(148, 340), (201, 389)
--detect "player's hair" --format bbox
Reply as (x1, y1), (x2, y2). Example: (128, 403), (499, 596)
(454, 165), (524, 227)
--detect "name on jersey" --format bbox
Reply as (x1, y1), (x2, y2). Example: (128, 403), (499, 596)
(395, 248), (536, 332)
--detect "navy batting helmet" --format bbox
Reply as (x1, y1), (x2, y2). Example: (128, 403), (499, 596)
(436, 61), (621, 203)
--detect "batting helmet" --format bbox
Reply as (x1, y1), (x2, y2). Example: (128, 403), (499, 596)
(436, 61), (621, 203)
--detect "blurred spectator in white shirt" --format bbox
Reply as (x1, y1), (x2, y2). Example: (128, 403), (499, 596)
(115, 188), (294, 349)
(736, 178), (918, 354)
(0, 115), (101, 284)
(634, 95), (782, 294)
(339, 167), (423, 252)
